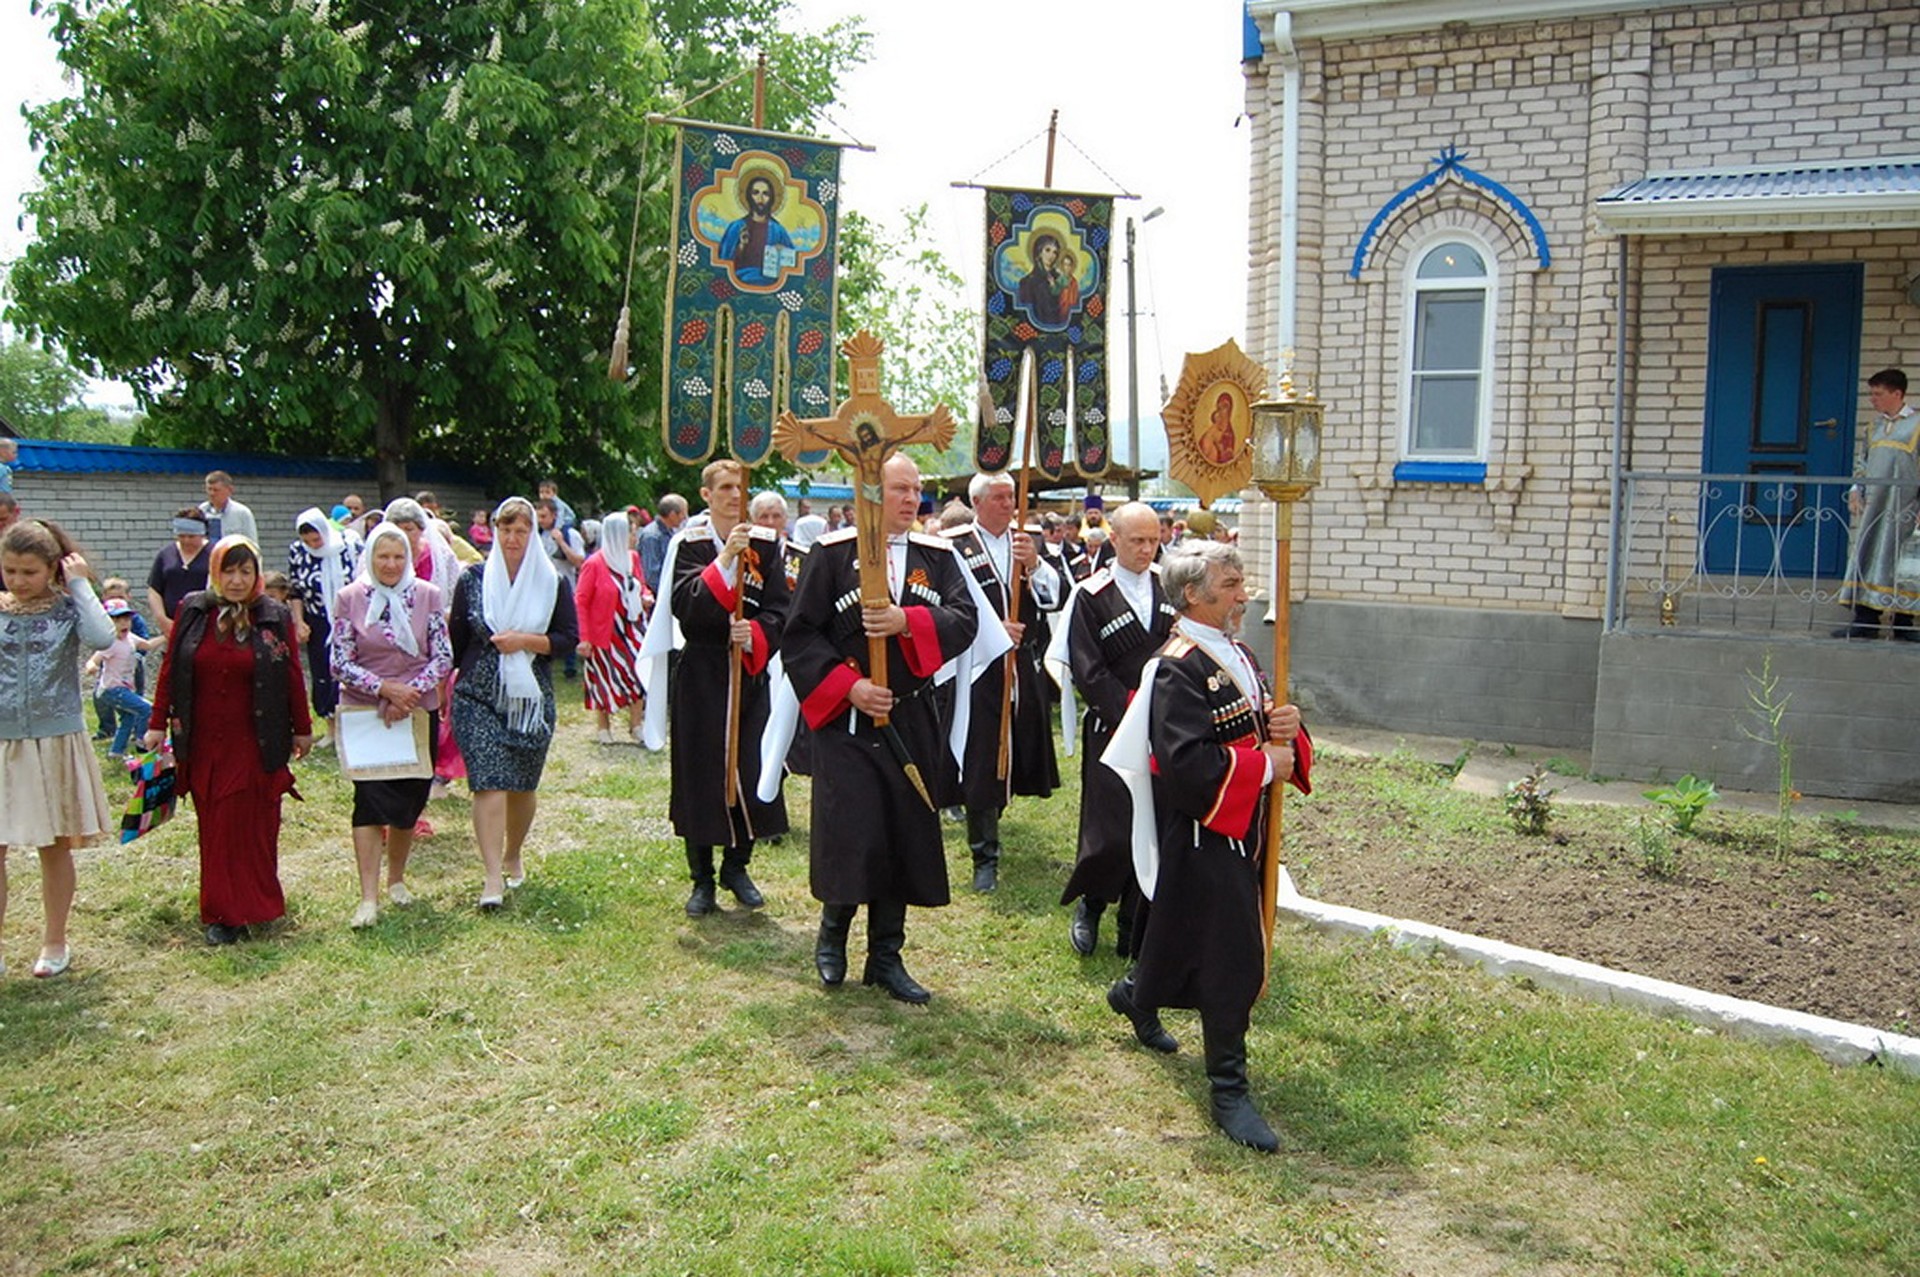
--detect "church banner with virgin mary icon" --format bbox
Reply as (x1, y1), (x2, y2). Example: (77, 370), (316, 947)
(663, 123), (843, 466)
(979, 187), (1113, 479)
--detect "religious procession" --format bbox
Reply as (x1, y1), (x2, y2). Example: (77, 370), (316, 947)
(0, 71), (1323, 1159)
(11, 2), (1920, 1269)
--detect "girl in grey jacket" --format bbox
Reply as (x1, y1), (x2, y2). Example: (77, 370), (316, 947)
(0, 518), (114, 978)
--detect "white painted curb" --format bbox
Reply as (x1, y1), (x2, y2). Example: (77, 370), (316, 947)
(1275, 870), (1920, 1075)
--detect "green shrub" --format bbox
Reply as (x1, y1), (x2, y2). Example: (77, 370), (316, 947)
(1644, 773), (1718, 834)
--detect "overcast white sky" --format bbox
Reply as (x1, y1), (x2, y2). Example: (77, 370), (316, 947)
(1, 2), (1259, 464)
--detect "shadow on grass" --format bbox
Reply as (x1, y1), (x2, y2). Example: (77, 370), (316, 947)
(0, 968), (115, 1067)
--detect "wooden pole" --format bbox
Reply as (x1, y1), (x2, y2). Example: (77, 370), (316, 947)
(752, 52), (767, 130)
(998, 357), (1039, 781)
(1259, 505), (1295, 998)
(855, 467), (891, 707)
(1043, 109), (1058, 188)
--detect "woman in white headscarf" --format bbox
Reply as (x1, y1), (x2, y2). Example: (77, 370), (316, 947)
(573, 509), (652, 744)
(288, 507), (358, 742)
(382, 497), (459, 609)
(330, 522), (454, 928)
(448, 497), (578, 909)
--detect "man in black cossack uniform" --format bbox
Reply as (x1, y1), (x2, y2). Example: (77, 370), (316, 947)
(942, 471), (1060, 892)
(781, 454), (980, 1003)
(656, 459), (790, 917)
(1052, 501), (1177, 961)
(1101, 540), (1311, 1152)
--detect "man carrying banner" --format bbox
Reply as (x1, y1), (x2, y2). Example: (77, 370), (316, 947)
(1052, 501), (1176, 963)
(1100, 541), (1312, 1152)
(781, 454), (980, 1003)
(644, 459), (790, 917)
(944, 471), (1060, 892)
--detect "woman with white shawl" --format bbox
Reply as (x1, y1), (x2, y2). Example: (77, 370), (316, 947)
(288, 507), (358, 743)
(573, 510), (652, 744)
(448, 497), (579, 909)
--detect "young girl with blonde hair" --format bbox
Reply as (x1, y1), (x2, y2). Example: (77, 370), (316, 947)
(0, 519), (115, 977)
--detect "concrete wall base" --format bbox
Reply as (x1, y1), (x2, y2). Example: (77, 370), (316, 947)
(1277, 872), (1920, 1075)
(1285, 600), (1600, 748)
(1591, 631), (1920, 803)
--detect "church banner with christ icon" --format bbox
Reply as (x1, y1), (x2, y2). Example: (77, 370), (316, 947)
(663, 123), (843, 466)
(978, 187), (1114, 479)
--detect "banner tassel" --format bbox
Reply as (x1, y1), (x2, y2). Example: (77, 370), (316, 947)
(607, 304), (631, 382)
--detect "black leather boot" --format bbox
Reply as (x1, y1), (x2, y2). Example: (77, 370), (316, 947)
(1114, 893), (1136, 959)
(815, 903), (856, 987)
(861, 899), (931, 1003)
(1069, 897), (1104, 956)
(719, 841), (765, 908)
(966, 806), (1000, 892)
(1105, 973), (1178, 1053)
(1202, 1017), (1278, 1152)
(684, 843), (718, 917)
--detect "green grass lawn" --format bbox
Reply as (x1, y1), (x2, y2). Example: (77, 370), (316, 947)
(1, 701), (1914, 1275)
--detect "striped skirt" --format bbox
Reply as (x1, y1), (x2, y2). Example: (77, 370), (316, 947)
(584, 610), (647, 712)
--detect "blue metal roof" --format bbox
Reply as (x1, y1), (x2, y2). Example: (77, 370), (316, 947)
(13, 437), (483, 485)
(1596, 158), (1920, 233)
(777, 478), (855, 502)
(1148, 496), (1241, 515)
(1602, 159), (1920, 205)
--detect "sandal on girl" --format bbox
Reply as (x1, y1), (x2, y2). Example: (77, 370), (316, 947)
(32, 948), (71, 979)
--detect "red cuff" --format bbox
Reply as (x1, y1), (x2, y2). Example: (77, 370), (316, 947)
(742, 619), (771, 676)
(899, 605), (943, 678)
(801, 661), (861, 730)
(1202, 744), (1267, 838)
(1291, 727), (1313, 796)
(700, 558), (740, 612)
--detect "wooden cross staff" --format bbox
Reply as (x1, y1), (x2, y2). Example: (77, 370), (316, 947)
(774, 331), (957, 807)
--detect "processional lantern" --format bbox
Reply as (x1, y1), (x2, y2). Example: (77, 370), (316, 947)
(1249, 362), (1324, 506)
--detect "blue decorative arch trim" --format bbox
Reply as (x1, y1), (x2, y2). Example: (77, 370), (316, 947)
(1350, 146), (1551, 278)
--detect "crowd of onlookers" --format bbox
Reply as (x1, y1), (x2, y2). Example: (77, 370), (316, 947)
(0, 455), (1231, 976)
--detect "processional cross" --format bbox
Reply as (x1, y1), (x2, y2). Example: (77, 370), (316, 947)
(774, 331), (957, 806)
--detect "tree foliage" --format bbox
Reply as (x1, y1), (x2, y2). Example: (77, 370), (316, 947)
(0, 332), (132, 442)
(7, 0), (864, 505)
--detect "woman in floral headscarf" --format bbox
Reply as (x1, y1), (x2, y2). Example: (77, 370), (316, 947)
(331, 522), (453, 928)
(144, 536), (313, 945)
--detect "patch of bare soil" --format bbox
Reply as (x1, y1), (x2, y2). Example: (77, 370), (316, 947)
(1291, 759), (1920, 1034)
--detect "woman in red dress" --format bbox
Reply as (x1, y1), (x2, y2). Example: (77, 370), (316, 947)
(146, 536), (313, 944)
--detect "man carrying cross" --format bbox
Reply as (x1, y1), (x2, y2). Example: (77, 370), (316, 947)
(644, 457), (790, 917)
(942, 471), (1061, 891)
(781, 453), (980, 1002)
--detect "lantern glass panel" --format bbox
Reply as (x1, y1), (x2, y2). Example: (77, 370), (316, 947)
(1252, 404), (1289, 485)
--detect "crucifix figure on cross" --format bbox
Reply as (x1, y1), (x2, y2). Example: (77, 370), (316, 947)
(774, 330), (957, 806)
(774, 330), (957, 608)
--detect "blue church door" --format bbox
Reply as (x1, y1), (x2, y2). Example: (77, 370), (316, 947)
(1701, 263), (1862, 578)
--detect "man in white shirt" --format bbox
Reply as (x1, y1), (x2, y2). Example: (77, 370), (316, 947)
(199, 470), (257, 544)
(943, 471), (1061, 891)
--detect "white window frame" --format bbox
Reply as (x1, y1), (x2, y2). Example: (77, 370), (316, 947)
(1399, 232), (1497, 463)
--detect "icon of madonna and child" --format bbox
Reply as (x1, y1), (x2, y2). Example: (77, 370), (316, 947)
(996, 213), (1101, 335)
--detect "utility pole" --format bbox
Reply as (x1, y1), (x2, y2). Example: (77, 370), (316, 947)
(1124, 207), (1164, 500)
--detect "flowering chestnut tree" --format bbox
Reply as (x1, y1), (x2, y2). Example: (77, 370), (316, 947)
(8, 0), (862, 501)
